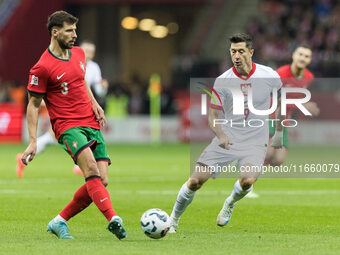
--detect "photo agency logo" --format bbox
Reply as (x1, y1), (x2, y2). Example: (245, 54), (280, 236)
(197, 81), (312, 128)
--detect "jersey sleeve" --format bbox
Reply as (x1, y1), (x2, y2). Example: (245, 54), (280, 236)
(27, 64), (49, 97)
(209, 78), (224, 110)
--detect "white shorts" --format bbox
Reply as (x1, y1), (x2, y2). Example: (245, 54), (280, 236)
(196, 137), (267, 178)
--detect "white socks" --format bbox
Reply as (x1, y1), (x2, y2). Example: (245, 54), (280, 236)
(110, 215), (120, 222)
(170, 182), (196, 220)
(54, 215), (66, 223)
(225, 180), (253, 206)
(36, 132), (56, 155)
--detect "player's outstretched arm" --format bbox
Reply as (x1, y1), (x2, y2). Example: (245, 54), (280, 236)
(21, 94), (43, 165)
(85, 81), (106, 127)
(208, 107), (233, 150)
(271, 98), (285, 149)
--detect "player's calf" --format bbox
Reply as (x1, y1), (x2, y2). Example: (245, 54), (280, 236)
(169, 164), (212, 233)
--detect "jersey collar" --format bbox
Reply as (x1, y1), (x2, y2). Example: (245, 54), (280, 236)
(232, 62), (256, 80)
(48, 47), (71, 61)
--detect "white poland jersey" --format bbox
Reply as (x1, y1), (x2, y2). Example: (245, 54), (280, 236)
(85, 60), (106, 97)
(211, 62), (282, 148)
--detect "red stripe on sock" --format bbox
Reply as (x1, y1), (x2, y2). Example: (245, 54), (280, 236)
(86, 177), (117, 221)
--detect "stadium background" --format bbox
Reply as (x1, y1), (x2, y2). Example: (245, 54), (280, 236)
(0, 0), (340, 254)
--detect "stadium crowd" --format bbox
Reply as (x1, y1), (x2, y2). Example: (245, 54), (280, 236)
(246, 0), (340, 77)
(1, 0), (339, 111)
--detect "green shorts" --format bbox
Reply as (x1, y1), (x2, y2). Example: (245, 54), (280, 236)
(269, 118), (289, 148)
(59, 127), (111, 165)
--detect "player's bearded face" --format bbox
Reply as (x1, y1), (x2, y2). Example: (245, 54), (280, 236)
(56, 22), (77, 49)
(230, 42), (253, 71)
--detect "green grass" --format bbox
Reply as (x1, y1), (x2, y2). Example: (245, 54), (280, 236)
(1, 144), (340, 255)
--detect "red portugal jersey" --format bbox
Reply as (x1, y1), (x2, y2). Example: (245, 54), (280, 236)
(270, 64), (314, 119)
(27, 46), (100, 139)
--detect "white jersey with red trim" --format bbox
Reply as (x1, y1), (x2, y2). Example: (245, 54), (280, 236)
(211, 62), (282, 148)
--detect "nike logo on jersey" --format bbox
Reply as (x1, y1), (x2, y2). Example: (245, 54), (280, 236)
(100, 197), (108, 203)
(57, 73), (66, 79)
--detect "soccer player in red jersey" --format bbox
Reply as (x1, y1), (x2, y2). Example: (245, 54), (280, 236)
(21, 11), (126, 239)
(267, 45), (320, 165)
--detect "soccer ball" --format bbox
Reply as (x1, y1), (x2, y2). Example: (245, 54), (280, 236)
(140, 208), (170, 239)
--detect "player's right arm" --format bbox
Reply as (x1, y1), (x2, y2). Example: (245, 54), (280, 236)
(21, 94), (43, 165)
(208, 107), (233, 150)
(22, 63), (48, 165)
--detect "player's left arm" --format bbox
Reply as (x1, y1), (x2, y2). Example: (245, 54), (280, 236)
(271, 72), (285, 149)
(85, 81), (106, 127)
(271, 96), (285, 149)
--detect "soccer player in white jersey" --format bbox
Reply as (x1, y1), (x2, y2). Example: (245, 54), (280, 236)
(81, 40), (108, 109)
(168, 33), (282, 233)
(16, 41), (108, 178)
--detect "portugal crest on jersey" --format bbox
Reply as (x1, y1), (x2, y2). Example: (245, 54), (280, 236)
(79, 61), (85, 72)
(72, 141), (78, 149)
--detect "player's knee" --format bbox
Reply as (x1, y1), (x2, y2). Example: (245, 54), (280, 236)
(101, 177), (109, 187)
(188, 178), (204, 191)
(239, 178), (256, 190)
(86, 161), (100, 176)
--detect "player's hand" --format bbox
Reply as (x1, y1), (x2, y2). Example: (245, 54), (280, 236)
(218, 134), (233, 150)
(21, 142), (36, 165)
(271, 130), (283, 149)
(92, 103), (107, 127)
(303, 101), (320, 117)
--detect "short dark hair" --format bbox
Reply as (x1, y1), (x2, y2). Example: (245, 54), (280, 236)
(47, 10), (78, 35)
(295, 44), (312, 51)
(229, 33), (253, 50)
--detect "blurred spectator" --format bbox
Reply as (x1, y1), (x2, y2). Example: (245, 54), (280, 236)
(105, 81), (129, 117)
(246, 0), (340, 77)
(9, 81), (25, 109)
(0, 78), (11, 102)
(128, 80), (146, 114)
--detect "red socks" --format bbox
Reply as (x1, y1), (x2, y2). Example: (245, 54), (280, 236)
(59, 184), (92, 221)
(85, 176), (117, 221)
(59, 176), (117, 222)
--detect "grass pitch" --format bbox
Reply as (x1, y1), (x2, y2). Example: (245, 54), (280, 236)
(1, 143), (340, 255)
